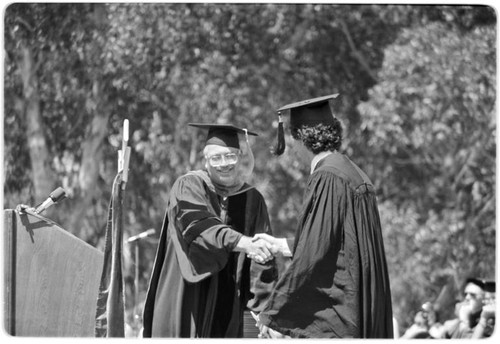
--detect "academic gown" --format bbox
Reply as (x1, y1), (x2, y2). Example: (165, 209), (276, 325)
(258, 153), (393, 338)
(142, 170), (277, 338)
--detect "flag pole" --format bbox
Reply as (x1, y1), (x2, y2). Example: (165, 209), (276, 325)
(95, 119), (131, 337)
(119, 119), (131, 190)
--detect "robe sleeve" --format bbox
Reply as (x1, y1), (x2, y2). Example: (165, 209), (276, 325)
(258, 171), (354, 337)
(246, 190), (279, 312)
(169, 174), (243, 283)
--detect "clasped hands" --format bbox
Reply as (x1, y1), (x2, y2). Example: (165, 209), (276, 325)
(236, 233), (290, 264)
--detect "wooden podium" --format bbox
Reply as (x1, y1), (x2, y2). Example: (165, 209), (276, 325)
(3, 209), (103, 337)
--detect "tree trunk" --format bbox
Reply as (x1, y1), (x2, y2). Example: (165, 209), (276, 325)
(67, 80), (111, 238)
(20, 43), (56, 202)
(67, 4), (111, 240)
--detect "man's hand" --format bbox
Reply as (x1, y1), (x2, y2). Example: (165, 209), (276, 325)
(259, 325), (288, 339)
(481, 300), (495, 321)
(234, 236), (274, 264)
(252, 233), (292, 257)
(251, 311), (288, 339)
(401, 324), (429, 339)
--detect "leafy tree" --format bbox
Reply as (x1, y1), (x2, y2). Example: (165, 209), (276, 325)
(358, 21), (495, 328)
(4, 3), (116, 243)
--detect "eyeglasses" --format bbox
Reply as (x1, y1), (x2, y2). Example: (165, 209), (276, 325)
(207, 153), (239, 167)
(464, 291), (479, 298)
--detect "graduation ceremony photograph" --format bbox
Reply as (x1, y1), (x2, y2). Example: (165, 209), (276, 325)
(1, 1), (496, 340)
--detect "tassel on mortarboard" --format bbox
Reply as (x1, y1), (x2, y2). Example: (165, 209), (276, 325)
(239, 128), (255, 182)
(271, 94), (339, 156)
(271, 113), (285, 156)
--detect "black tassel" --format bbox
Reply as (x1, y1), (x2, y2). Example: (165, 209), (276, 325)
(271, 114), (285, 156)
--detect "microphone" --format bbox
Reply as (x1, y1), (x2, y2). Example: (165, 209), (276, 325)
(34, 187), (67, 214)
(127, 229), (156, 243)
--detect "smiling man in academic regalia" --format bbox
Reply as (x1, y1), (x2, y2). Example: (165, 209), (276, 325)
(254, 94), (394, 338)
(142, 123), (278, 338)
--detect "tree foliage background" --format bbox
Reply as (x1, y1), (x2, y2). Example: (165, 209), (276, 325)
(2, 3), (496, 335)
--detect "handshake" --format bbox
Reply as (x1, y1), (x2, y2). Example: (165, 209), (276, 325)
(235, 233), (292, 264)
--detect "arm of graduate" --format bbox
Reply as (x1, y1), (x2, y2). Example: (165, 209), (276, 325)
(168, 174), (273, 282)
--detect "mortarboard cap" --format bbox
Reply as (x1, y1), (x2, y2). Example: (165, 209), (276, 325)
(272, 94), (339, 155)
(278, 93), (339, 129)
(189, 123), (258, 149)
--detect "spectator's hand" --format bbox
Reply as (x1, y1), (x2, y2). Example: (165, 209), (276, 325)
(481, 300), (495, 321)
(401, 324), (429, 339)
(458, 301), (473, 323)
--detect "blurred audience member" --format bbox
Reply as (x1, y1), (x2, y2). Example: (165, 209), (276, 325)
(472, 280), (495, 338)
(422, 302), (444, 338)
(402, 302), (442, 339)
(401, 310), (432, 338)
(438, 277), (487, 339)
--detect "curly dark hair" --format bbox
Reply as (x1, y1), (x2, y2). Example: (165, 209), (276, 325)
(291, 119), (343, 154)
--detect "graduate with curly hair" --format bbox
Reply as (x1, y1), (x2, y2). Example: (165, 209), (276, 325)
(253, 94), (394, 338)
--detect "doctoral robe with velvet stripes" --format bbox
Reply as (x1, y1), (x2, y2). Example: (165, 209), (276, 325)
(142, 170), (277, 337)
